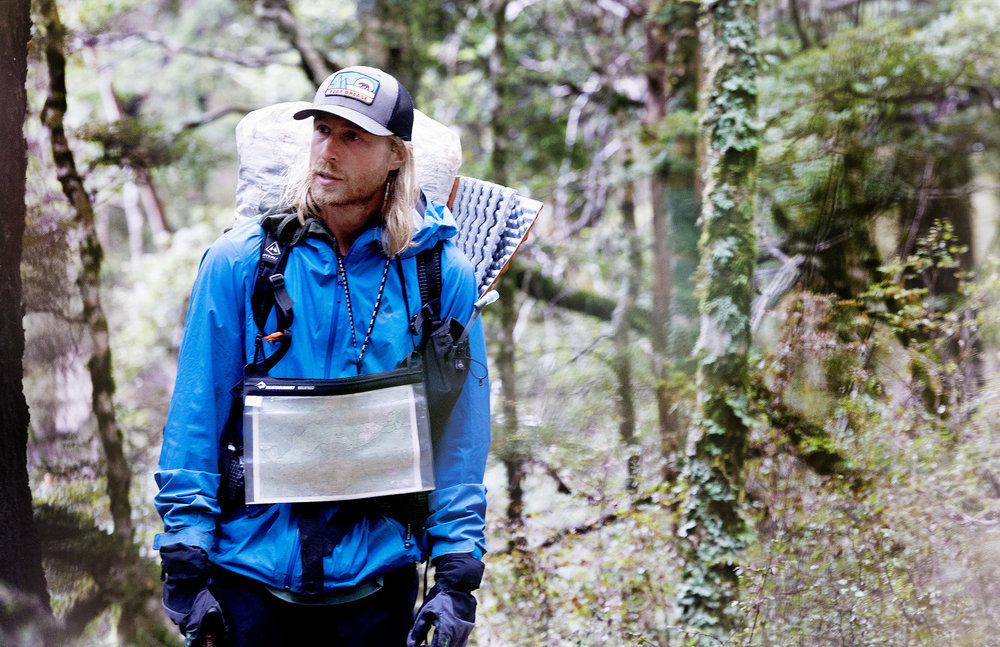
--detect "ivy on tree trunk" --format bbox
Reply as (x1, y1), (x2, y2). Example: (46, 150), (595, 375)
(677, 0), (760, 633)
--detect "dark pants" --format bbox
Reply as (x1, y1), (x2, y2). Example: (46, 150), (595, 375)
(208, 564), (419, 647)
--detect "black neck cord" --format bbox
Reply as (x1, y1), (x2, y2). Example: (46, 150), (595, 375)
(335, 249), (392, 375)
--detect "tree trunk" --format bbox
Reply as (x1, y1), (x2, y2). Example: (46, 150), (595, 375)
(38, 0), (144, 641)
(641, 0), (700, 482)
(788, 0), (813, 50)
(0, 0), (53, 633)
(40, 0), (134, 551)
(357, 0), (421, 96)
(642, 2), (677, 481)
(677, 0), (759, 633)
(614, 134), (641, 495)
(486, 0), (528, 554)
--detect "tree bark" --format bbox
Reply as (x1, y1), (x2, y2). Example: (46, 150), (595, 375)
(677, 0), (759, 633)
(486, 0), (529, 554)
(39, 0), (134, 551)
(0, 0), (53, 628)
(38, 0), (145, 642)
(357, 0), (421, 95)
(642, 1), (677, 481)
(613, 134), (641, 495)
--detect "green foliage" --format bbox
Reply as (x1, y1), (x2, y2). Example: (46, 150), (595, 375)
(740, 214), (1000, 644)
(77, 116), (183, 169)
(479, 500), (681, 647)
(858, 219), (992, 424)
(758, 0), (1000, 296)
(736, 381), (1000, 646)
(108, 209), (229, 483)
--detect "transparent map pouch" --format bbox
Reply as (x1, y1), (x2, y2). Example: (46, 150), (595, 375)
(241, 359), (435, 505)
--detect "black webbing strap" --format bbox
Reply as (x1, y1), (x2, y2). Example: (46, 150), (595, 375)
(297, 503), (357, 595)
(410, 244), (443, 342)
(251, 216), (303, 373)
(297, 503), (325, 594)
(417, 246), (441, 314)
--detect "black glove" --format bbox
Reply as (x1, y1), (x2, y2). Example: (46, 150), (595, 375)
(160, 544), (226, 647)
(407, 553), (485, 647)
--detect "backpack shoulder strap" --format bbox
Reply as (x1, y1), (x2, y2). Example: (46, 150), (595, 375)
(250, 213), (302, 371)
(411, 242), (444, 341)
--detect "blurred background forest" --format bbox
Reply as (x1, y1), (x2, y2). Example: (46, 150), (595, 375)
(4, 0), (1000, 645)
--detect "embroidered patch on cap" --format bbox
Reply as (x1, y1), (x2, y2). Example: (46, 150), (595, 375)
(325, 71), (380, 104)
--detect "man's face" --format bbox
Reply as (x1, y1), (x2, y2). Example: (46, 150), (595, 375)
(307, 113), (404, 213)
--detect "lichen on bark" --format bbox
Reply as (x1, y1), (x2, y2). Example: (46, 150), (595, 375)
(677, 0), (760, 633)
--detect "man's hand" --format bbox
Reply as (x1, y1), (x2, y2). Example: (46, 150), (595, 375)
(407, 554), (484, 647)
(160, 544), (227, 646)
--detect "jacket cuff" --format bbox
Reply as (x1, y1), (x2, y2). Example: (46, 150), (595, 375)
(429, 538), (484, 562)
(154, 528), (215, 554)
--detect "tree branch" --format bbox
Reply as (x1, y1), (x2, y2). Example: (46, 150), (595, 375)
(177, 106), (255, 132)
(254, 0), (333, 84)
(490, 495), (664, 556)
(82, 31), (290, 68)
(505, 260), (652, 336)
(748, 377), (863, 483)
(528, 458), (572, 495)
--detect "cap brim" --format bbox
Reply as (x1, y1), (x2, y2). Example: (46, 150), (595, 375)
(292, 106), (394, 137)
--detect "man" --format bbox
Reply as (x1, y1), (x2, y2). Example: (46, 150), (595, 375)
(154, 66), (490, 647)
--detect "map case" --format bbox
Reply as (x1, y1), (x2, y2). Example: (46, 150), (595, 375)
(242, 365), (435, 504)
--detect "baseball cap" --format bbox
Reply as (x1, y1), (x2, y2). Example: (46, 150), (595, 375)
(293, 66), (414, 141)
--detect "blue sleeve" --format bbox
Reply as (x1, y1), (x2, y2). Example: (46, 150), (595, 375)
(153, 232), (254, 553)
(424, 243), (492, 560)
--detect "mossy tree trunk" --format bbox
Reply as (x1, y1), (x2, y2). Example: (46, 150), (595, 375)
(676, 0), (759, 633)
(38, 0), (151, 642)
(39, 0), (134, 553)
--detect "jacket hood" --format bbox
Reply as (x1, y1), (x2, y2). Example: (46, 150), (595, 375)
(261, 194), (457, 260)
(406, 194), (458, 257)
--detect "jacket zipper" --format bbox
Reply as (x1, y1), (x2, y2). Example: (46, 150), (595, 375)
(283, 521), (300, 590)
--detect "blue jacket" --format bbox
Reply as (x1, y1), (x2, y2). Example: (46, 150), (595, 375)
(154, 201), (490, 593)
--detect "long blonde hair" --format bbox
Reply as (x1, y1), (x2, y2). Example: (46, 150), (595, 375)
(282, 137), (418, 256)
